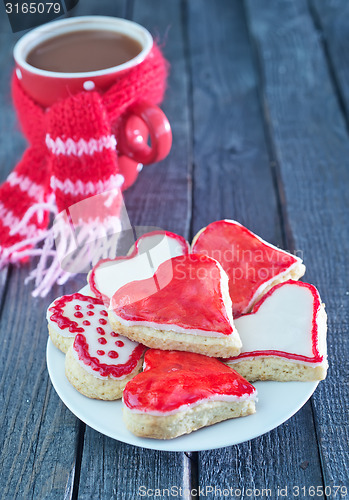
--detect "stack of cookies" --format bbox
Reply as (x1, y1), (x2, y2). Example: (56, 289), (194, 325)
(47, 221), (328, 440)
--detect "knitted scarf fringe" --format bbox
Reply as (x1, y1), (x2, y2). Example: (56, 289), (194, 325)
(0, 197), (122, 297)
(0, 43), (168, 296)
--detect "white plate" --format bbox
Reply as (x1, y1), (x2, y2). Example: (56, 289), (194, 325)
(46, 314), (319, 452)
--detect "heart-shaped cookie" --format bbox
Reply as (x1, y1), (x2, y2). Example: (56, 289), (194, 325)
(123, 350), (257, 439)
(72, 320), (145, 381)
(89, 231), (189, 305)
(191, 220), (305, 317)
(224, 280), (328, 381)
(109, 254), (242, 357)
(47, 292), (106, 353)
(47, 292), (145, 399)
(66, 319), (145, 400)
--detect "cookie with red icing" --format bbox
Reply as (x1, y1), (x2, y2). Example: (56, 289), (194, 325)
(65, 335), (145, 401)
(47, 292), (145, 399)
(47, 292), (105, 353)
(123, 350), (257, 439)
(224, 281), (328, 381)
(109, 254), (242, 357)
(89, 231), (189, 306)
(191, 220), (305, 317)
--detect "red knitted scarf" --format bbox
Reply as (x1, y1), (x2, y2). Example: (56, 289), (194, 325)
(0, 44), (168, 295)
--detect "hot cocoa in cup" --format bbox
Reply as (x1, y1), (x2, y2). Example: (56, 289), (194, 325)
(13, 16), (172, 182)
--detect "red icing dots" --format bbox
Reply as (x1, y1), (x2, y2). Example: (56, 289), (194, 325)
(115, 341), (124, 347)
(110, 332), (118, 337)
(49, 293), (105, 334)
(50, 292), (146, 379)
(123, 350), (256, 413)
(108, 351), (119, 359)
(74, 334), (145, 378)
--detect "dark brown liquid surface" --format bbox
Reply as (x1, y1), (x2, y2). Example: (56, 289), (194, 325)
(26, 30), (143, 73)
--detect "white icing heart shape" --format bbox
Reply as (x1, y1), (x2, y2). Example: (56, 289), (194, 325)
(47, 292), (145, 379)
(227, 280), (327, 364)
(89, 231), (189, 305)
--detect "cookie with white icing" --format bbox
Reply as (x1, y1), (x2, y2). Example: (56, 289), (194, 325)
(123, 350), (257, 439)
(191, 220), (305, 317)
(62, 296), (146, 400)
(89, 230), (189, 305)
(47, 292), (104, 353)
(224, 281), (328, 381)
(109, 254), (242, 358)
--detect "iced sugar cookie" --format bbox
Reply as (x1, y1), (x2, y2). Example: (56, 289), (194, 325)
(123, 350), (257, 439)
(191, 220), (305, 317)
(64, 298), (145, 400)
(89, 231), (189, 305)
(224, 281), (328, 381)
(47, 292), (105, 353)
(109, 254), (242, 357)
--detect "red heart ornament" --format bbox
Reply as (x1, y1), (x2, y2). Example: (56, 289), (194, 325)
(123, 350), (257, 414)
(110, 254), (235, 336)
(89, 231), (189, 305)
(191, 220), (305, 317)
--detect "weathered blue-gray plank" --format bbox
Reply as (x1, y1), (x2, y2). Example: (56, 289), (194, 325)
(246, 0), (349, 492)
(188, 1), (325, 497)
(310, 0), (349, 124)
(0, 262), (86, 500)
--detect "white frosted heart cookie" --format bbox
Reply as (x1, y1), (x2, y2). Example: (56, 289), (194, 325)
(47, 292), (103, 353)
(89, 230), (190, 305)
(224, 281), (328, 381)
(62, 295), (146, 400)
(109, 254), (242, 357)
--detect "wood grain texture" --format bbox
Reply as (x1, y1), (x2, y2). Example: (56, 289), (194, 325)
(309, 0), (349, 122)
(0, 2), (124, 500)
(0, 263), (86, 500)
(77, 431), (192, 500)
(246, 0), (349, 491)
(188, 0), (324, 498)
(188, 0), (281, 243)
(122, 1), (192, 237)
(76, 0), (193, 498)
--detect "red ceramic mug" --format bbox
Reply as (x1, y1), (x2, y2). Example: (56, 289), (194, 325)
(13, 16), (172, 189)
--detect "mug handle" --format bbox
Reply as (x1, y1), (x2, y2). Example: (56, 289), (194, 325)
(118, 101), (172, 165)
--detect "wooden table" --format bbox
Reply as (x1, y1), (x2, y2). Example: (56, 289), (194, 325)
(1, 1), (348, 498)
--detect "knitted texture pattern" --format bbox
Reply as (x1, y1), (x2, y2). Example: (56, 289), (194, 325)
(0, 43), (168, 268)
